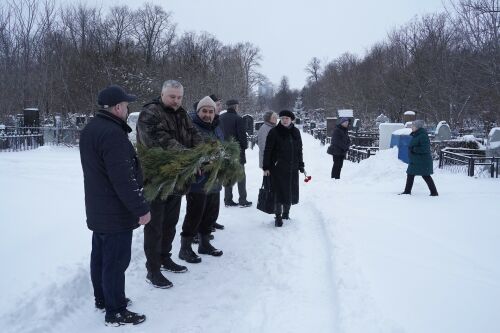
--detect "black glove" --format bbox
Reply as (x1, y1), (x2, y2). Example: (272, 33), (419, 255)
(299, 167), (305, 173)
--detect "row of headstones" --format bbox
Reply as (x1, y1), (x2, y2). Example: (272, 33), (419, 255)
(377, 113), (500, 155)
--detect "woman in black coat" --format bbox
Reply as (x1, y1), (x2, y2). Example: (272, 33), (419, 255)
(263, 110), (305, 227)
(328, 117), (351, 179)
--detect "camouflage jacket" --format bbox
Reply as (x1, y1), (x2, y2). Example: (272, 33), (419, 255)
(136, 98), (202, 149)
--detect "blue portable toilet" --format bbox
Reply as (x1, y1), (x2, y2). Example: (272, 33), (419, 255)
(390, 128), (412, 163)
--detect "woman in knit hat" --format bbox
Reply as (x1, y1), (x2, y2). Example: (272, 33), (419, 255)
(400, 120), (438, 196)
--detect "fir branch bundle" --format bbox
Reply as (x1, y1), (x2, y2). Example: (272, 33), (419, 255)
(138, 140), (243, 201)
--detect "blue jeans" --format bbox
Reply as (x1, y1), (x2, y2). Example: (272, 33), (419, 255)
(90, 230), (132, 318)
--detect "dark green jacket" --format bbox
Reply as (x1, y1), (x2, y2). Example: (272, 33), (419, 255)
(407, 128), (433, 176)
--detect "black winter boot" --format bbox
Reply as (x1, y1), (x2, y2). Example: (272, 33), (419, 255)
(282, 212), (290, 220)
(275, 215), (283, 227)
(198, 234), (223, 256)
(224, 200), (238, 207)
(213, 222), (225, 230)
(161, 256), (188, 273)
(105, 309), (146, 326)
(179, 236), (202, 263)
(146, 270), (173, 289)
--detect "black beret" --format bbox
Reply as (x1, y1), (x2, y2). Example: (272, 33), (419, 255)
(279, 110), (295, 120)
(226, 99), (239, 106)
(97, 85), (137, 107)
(209, 94), (220, 102)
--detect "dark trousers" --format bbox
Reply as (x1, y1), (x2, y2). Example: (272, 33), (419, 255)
(90, 230), (132, 318)
(404, 174), (438, 195)
(331, 155), (344, 179)
(224, 164), (247, 203)
(182, 192), (220, 237)
(144, 195), (182, 272)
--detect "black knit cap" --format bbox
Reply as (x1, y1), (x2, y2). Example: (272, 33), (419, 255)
(97, 85), (137, 107)
(209, 94), (220, 102)
(226, 99), (239, 107)
(279, 110), (295, 120)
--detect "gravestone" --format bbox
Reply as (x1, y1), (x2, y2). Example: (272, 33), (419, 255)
(376, 113), (390, 128)
(255, 121), (264, 131)
(486, 127), (500, 157)
(242, 114), (254, 135)
(435, 121), (452, 141)
(23, 108), (40, 127)
(403, 111), (416, 123)
(326, 117), (337, 136)
(353, 119), (361, 132)
(379, 123), (404, 150)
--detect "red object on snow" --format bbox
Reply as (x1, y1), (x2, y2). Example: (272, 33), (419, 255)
(303, 170), (312, 183)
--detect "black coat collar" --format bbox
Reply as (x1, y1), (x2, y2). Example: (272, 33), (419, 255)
(275, 122), (298, 138)
(96, 110), (132, 133)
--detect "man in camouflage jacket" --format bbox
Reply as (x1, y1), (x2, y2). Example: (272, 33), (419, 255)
(137, 80), (202, 289)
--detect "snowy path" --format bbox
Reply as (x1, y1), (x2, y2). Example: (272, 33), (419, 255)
(1, 137), (341, 333)
(1, 131), (500, 333)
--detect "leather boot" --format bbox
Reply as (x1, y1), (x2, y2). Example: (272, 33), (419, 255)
(198, 234), (223, 256)
(275, 214), (283, 227)
(178, 236), (201, 263)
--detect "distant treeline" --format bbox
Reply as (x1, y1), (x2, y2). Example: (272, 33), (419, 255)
(0, 1), (263, 120)
(301, 0), (500, 126)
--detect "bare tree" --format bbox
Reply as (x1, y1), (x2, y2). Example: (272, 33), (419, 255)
(132, 3), (176, 65)
(305, 57), (321, 83)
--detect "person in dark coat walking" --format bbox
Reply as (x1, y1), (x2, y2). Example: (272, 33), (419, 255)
(328, 117), (351, 179)
(79, 85), (150, 326)
(136, 80), (203, 289)
(400, 120), (439, 196)
(179, 96), (224, 264)
(263, 110), (305, 227)
(219, 99), (251, 207)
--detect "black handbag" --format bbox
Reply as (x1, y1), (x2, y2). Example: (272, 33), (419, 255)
(327, 144), (334, 155)
(257, 176), (275, 214)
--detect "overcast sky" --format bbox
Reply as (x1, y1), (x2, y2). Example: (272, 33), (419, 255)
(66, 0), (446, 89)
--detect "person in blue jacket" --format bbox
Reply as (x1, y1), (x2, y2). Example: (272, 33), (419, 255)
(79, 85), (151, 326)
(400, 120), (439, 196)
(179, 96), (224, 264)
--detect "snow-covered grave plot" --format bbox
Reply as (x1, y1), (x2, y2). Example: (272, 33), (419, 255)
(1, 133), (499, 333)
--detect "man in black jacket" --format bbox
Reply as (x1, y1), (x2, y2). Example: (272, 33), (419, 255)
(219, 99), (251, 207)
(328, 117), (351, 179)
(79, 85), (151, 326)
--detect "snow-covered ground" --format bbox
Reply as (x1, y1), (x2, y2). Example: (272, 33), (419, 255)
(1, 132), (499, 333)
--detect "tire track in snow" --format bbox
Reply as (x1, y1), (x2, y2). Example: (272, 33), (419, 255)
(294, 194), (341, 333)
